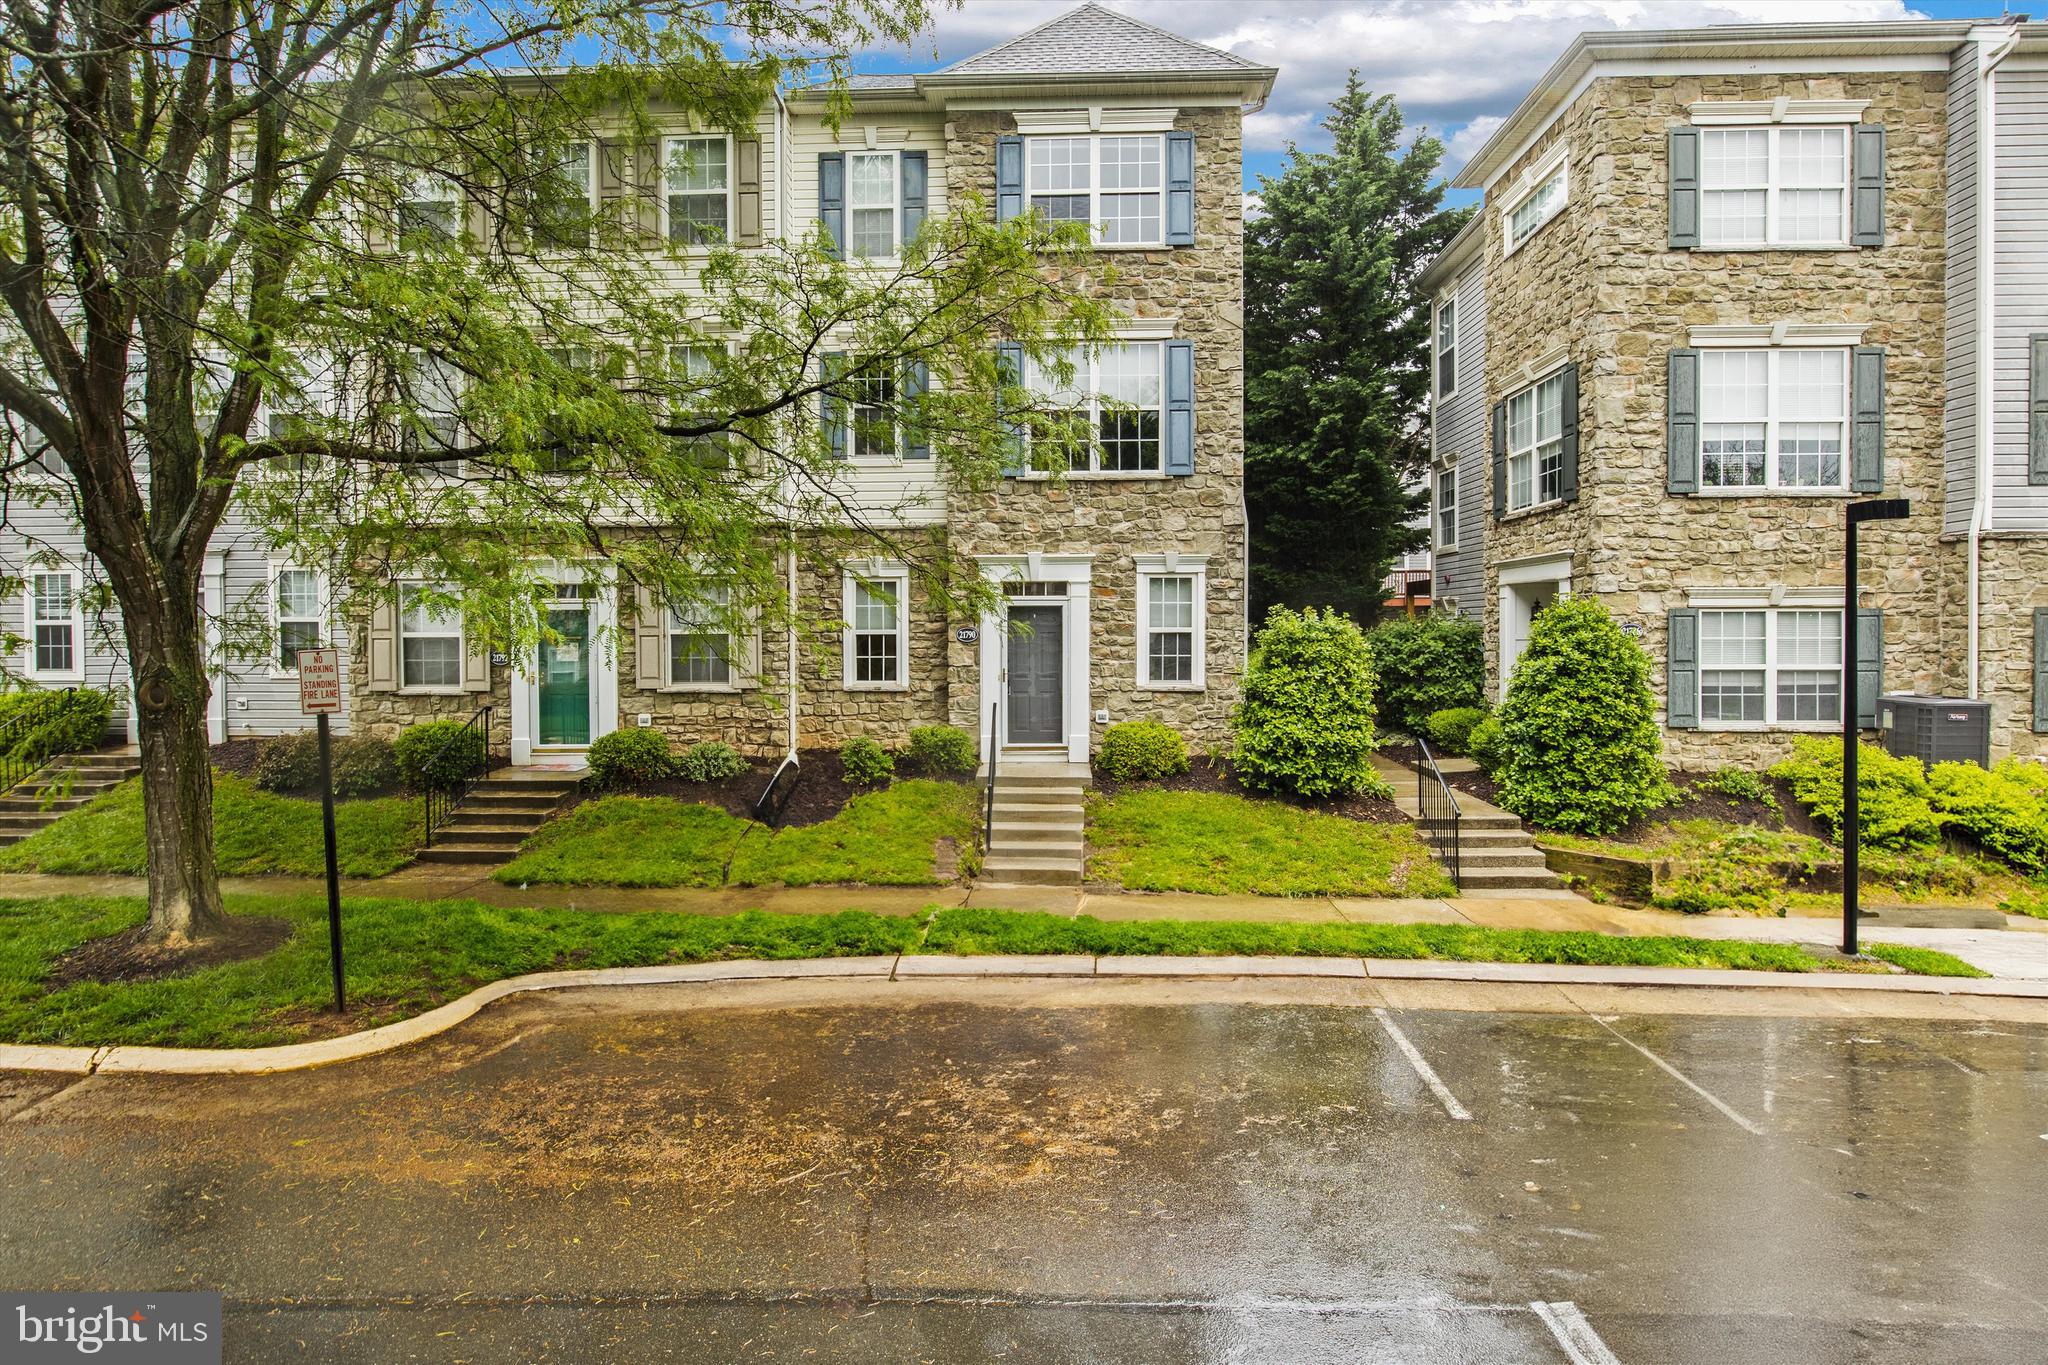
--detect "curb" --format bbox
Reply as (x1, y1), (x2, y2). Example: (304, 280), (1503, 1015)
(2, 954), (2042, 1077)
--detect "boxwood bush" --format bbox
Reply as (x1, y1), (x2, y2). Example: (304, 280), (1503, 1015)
(1493, 598), (1670, 834)
(1423, 706), (1488, 757)
(840, 736), (894, 788)
(905, 725), (977, 775)
(586, 728), (675, 789)
(1364, 614), (1485, 736)
(1097, 721), (1189, 782)
(674, 740), (748, 784)
(393, 718), (490, 792)
(256, 732), (397, 798)
(1768, 736), (1942, 851)
(1231, 606), (1389, 799)
(1467, 714), (1507, 774)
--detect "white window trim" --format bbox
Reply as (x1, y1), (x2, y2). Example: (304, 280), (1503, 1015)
(1025, 133), (1168, 250)
(397, 579), (467, 695)
(1434, 465), (1460, 553)
(268, 563), (328, 679)
(1134, 553), (1207, 692)
(1688, 98), (1871, 127)
(1013, 108), (1179, 135)
(845, 147), (900, 263)
(663, 585), (752, 694)
(841, 359), (904, 465)
(842, 564), (909, 692)
(1434, 294), (1458, 404)
(1690, 602), (1847, 733)
(537, 139), (598, 252)
(1504, 371), (1567, 514)
(22, 567), (84, 683)
(1694, 123), (1853, 250)
(1499, 141), (1569, 259)
(659, 133), (735, 248)
(1021, 339), (1169, 479)
(1689, 322), (1869, 348)
(1696, 346), (1851, 495)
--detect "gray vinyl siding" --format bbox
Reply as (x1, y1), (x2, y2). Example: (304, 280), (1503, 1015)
(1431, 262), (1488, 615)
(1993, 67), (2048, 530)
(211, 534), (355, 737)
(1943, 42), (1980, 538)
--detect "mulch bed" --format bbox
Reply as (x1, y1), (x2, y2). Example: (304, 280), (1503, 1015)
(1093, 755), (1410, 825)
(586, 748), (971, 828)
(208, 739), (267, 780)
(47, 916), (293, 989)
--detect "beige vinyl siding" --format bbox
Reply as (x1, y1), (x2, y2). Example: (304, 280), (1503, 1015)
(1944, 41), (1980, 538)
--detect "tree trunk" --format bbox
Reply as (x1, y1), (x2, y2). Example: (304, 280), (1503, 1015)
(125, 596), (228, 946)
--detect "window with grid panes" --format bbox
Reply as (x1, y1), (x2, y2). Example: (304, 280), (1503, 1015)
(1143, 575), (1196, 685)
(847, 151), (897, 259)
(665, 136), (730, 244)
(1700, 348), (1847, 490)
(1699, 126), (1849, 248)
(1505, 372), (1566, 511)
(850, 578), (902, 684)
(274, 569), (323, 670)
(29, 571), (76, 676)
(1026, 135), (1164, 246)
(1698, 608), (1843, 726)
(1024, 344), (1163, 473)
(668, 584), (733, 686)
(398, 583), (462, 689)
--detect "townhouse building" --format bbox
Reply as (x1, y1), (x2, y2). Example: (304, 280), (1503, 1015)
(3, 4), (1273, 769)
(1420, 17), (2048, 765)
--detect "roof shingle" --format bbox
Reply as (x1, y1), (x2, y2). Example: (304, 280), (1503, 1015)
(936, 3), (1266, 78)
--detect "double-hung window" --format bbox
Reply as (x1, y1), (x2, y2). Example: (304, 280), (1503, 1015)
(1435, 467), (1459, 550)
(1026, 135), (1164, 246)
(1698, 608), (1843, 727)
(844, 570), (907, 689)
(1025, 343), (1164, 474)
(664, 136), (730, 245)
(397, 173), (460, 242)
(668, 584), (733, 687)
(26, 570), (80, 679)
(273, 568), (324, 672)
(670, 344), (730, 468)
(398, 583), (463, 690)
(1700, 126), (1849, 248)
(846, 365), (898, 460)
(1434, 297), (1458, 399)
(1137, 566), (1204, 689)
(1505, 372), (1567, 511)
(536, 141), (594, 250)
(401, 352), (464, 463)
(1502, 153), (1567, 255)
(847, 150), (898, 259)
(1700, 348), (1847, 491)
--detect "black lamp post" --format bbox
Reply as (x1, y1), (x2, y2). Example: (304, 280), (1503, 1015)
(1842, 497), (1909, 956)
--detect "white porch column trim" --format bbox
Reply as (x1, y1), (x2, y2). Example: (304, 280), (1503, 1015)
(507, 560), (617, 766)
(975, 553), (1094, 764)
(202, 551), (226, 745)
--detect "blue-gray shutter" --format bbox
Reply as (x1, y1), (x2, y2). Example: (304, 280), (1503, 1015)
(903, 359), (930, 460)
(1666, 608), (1700, 729)
(1668, 127), (1700, 250)
(900, 151), (928, 246)
(1166, 132), (1195, 246)
(1490, 401), (1507, 520)
(2031, 335), (2048, 485)
(1851, 346), (1886, 493)
(1164, 340), (1195, 475)
(995, 136), (1024, 224)
(1856, 608), (1884, 729)
(1852, 125), (1886, 248)
(1667, 348), (1700, 494)
(818, 153), (844, 258)
(821, 352), (846, 458)
(2035, 609), (2048, 733)
(995, 342), (1025, 475)
(1557, 362), (1580, 503)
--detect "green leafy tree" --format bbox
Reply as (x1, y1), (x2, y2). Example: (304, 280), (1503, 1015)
(1245, 77), (1467, 620)
(0, 0), (1116, 944)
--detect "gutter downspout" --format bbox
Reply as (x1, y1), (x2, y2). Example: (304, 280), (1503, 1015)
(1969, 25), (2021, 700)
(785, 529), (798, 761)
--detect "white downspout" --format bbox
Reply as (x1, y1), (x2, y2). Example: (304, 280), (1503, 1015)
(1969, 26), (2021, 699)
(785, 530), (798, 761)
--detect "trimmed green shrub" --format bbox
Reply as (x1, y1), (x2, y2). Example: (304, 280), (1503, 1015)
(0, 687), (114, 763)
(1423, 706), (1488, 757)
(1768, 736), (1942, 851)
(1467, 714), (1507, 774)
(1696, 765), (1779, 813)
(675, 740), (748, 784)
(1493, 598), (1671, 834)
(905, 725), (976, 775)
(393, 718), (489, 792)
(330, 737), (399, 798)
(586, 728), (674, 789)
(1097, 721), (1190, 782)
(1928, 758), (2048, 874)
(1231, 606), (1389, 800)
(840, 736), (894, 788)
(1364, 614), (1485, 736)
(254, 732), (323, 793)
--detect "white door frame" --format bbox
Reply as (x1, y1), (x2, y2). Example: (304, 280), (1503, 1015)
(509, 563), (618, 765)
(1496, 551), (1572, 702)
(975, 554), (1092, 765)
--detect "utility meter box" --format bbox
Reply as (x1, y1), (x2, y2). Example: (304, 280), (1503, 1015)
(1877, 694), (1991, 769)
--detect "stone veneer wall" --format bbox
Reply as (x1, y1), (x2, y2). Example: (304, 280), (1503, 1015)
(938, 105), (1249, 753)
(1486, 71), (1951, 768)
(1970, 538), (2048, 760)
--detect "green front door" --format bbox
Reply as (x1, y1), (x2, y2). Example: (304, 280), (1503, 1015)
(538, 606), (591, 746)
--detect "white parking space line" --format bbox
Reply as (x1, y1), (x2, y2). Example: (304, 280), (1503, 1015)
(1532, 1300), (1624, 1365)
(1373, 1007), (1472, 1120)
(1592, 1016), (1765, 1137)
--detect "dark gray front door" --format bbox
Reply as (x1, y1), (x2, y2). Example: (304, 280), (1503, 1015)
(1006, 605), (1064, 745)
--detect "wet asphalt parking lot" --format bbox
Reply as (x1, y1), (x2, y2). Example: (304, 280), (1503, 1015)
(2, 976), (2046, 1363)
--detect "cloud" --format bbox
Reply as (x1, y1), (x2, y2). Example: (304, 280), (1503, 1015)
(878, 0), (1926, 178)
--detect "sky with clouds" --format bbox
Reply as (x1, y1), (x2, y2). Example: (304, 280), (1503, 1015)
(857, 0), (1995, 198)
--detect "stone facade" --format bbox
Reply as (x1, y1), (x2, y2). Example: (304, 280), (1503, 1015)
(1970, 538), (2048, 760)
(1480, 71), (1954, 767)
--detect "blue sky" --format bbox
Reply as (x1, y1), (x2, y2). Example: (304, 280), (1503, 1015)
(848, 0), (2012, 194)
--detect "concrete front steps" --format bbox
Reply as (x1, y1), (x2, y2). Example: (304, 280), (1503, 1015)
(0, 750), (141, 847)
(979, 762), (1090, 887)
(415, 770), (582, 866)
(1377, 757), (1563, 892)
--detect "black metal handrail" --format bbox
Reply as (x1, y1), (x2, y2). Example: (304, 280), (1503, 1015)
(0, 686), (79, 797)
(1413, 735), (1463, 888)
(753, 751), (801, 827)
(983, 700), (999, 852)
(422, 705), (493, 848)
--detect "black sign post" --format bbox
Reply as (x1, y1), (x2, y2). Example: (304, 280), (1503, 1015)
(296, 645), (346, 1012)
(1842, 498), (1909, 956)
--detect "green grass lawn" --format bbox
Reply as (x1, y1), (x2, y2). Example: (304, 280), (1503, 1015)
(496, 780), (977, 889)
(1085, 790), (1454, 897)
(0, 773), (422, 879)
(0, 897), (1986, 1049)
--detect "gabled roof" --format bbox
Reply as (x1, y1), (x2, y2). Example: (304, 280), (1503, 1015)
(934, 3), (1268, 79)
